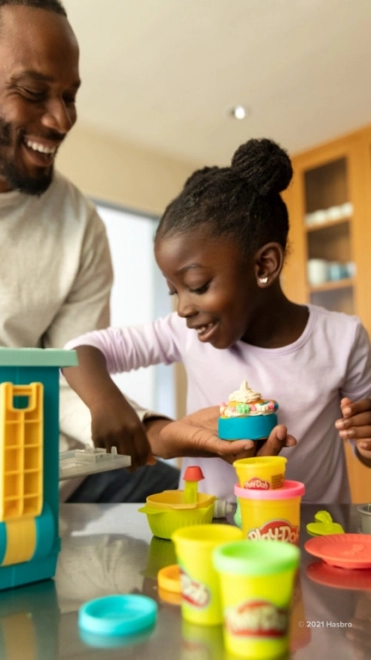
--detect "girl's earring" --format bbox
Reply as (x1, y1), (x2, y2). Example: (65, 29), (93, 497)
(259, 276), (269, 284)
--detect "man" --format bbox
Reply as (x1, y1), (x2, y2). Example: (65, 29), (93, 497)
(0, 0), (294, 503)
(0, 0), (183, 502)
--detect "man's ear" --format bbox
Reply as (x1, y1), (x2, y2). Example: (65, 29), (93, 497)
(254, 242), (284, 287)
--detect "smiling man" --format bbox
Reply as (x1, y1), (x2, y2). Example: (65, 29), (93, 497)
(0, 1), (79, 194)
(0, 0), (182, 502)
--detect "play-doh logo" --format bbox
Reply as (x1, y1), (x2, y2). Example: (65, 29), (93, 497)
(180, 567), (210, 608)
(247, 519), (299, 544)
(244, 477), (270, 490)
(225, 599), (288, 638)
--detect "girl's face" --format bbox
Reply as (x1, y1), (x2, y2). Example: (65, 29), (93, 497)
(155, 227), (262, 349)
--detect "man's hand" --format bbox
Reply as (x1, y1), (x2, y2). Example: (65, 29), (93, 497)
(146, 406), (296, 464)
(335, 397), (371, 465)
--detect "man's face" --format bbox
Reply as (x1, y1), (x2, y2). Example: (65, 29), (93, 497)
(0, 5), (80, 195)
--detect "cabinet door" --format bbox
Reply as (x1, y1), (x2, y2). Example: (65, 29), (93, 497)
(283, 134), (371, 503)
(283, 136), (371, 330)
(305, 156), (355, 316)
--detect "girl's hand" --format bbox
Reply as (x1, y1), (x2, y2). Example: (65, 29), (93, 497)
(230, 424), (297, 464)
(335, 397), (371, 455)
(90, 393), (153, 470)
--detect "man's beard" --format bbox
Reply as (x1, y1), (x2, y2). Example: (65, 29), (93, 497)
(0, 118), (54, 196)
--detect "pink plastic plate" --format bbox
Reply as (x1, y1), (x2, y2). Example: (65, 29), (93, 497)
(304, 534), (371, 569)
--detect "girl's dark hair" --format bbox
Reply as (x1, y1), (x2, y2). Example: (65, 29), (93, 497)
(0, 0), (66, 17)
(156, 138), (293, 256)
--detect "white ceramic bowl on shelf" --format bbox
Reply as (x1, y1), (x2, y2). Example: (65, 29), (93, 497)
(307, 259), (328, 286)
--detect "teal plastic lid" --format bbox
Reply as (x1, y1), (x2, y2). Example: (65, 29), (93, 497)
(78, 595), (158, 637)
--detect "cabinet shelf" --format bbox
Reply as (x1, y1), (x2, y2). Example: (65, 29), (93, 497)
(305, 216), (352, 233)
(308, 277), (354, 294)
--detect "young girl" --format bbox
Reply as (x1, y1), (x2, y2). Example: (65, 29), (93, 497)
(63, 138), (371, 503)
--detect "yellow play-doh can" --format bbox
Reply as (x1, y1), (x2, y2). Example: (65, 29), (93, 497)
(233, 456), (287, 490)
(213, 539), (300, 659)
(235, 481), (305, 545)
(172, 524), (244, 626)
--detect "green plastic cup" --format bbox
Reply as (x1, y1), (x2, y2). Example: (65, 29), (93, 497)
(213, 540), (300, 658)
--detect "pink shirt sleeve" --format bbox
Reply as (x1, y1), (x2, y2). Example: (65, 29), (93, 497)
(65, 313), (184, 374)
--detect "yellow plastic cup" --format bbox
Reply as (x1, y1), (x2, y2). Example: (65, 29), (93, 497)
(138, 490), (216, 540)
(172, 524), (244, 626)
(235, 481), (305, 545)
(213, 539), (300, 659)
(233, 457), (287, 490)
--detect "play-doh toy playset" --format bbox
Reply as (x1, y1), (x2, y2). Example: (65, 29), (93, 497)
(0, 348), (77, 591)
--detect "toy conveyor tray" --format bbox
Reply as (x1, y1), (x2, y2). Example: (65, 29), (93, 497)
(59, 445), (131, 480)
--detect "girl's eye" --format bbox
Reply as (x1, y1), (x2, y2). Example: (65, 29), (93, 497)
(168, 290), (177, 297)
(190, 283), (209, 295)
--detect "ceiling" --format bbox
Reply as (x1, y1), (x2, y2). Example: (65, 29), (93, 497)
(63, 0), (371, 166)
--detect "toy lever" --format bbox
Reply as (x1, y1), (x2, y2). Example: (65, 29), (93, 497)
(183, 466), (204, 504)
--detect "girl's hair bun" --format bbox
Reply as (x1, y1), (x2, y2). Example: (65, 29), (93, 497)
(231, 138), (293, 196)
(183, 166), (219, 191)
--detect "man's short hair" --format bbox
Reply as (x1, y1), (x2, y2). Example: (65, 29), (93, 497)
(0, 0), (67, 18)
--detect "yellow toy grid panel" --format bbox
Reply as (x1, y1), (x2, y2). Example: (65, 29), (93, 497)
(0, 383), (43, 521)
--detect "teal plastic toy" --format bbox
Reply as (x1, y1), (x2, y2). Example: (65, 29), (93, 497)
(218, 413), (278, 440)
(0, 348), (77, 590)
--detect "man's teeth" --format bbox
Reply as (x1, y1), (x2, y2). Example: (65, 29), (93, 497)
(25, 139), (57, 155)
(197, 324), (213, 334)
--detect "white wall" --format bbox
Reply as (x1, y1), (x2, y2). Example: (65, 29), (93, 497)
(57, 124), (197, 215)
(96, 203), (175, 419)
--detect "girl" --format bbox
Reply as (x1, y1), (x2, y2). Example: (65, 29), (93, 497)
(63, 138), (371, 503)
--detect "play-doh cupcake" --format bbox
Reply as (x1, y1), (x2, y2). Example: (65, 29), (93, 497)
(218, 381), (278, 440)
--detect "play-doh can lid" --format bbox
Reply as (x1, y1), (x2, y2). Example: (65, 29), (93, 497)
(158, 564), (181, 593)
(78, 594), (157, 637)
(213, 539), (300, 575)
(235, 480), (305, 500)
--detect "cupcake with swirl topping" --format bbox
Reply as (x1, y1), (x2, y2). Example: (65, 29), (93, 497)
(218, 381), (278, 440)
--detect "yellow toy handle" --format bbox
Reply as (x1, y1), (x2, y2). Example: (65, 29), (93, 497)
(0, 383), (44, 522)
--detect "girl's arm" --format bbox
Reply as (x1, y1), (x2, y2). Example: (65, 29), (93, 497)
(335, 321), (371, 465)
(63, 345), (152, 469)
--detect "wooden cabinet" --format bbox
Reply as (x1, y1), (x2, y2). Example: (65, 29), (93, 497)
(282, 125), (371, 503)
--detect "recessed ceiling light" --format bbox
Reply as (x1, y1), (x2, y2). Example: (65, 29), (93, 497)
(229, 105), (249, 120)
